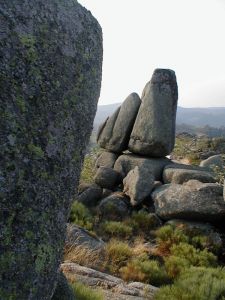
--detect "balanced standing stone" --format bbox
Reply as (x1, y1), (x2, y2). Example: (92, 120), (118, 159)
(97, 93), (141, 153)
(129, 69), (178, 157)
(0, 1), (102, 299)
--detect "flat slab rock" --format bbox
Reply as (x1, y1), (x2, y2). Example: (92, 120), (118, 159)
(163, 165), (216, 184)
(61, 262), (158, 300)
(152, 180), (225, 222)
(114, 154), (171, 181)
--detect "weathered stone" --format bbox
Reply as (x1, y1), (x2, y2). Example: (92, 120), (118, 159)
(97, 93), (141, 153)
(77, 184), (102, 207)
(98, 192), (130, 221)
(52, 272), (75, 300)
(129, 69), (178, 157)
(61, 262), (158, 300)
(163, 167), (216, 184)
(200, 154), (224, 170)
(123, 166), (155, 206)
(95, 151), (119, 169)
(114, 154), (171, 181)
(0, 1), (102, 299)
(94, 167), (119, 189)
(66, 224), (105, 252)
(152, 180), (225, 221)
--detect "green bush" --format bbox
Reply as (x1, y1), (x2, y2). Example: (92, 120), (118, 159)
(80, 154), (96, 184)
(120, 255), (169, 286)
(170, 243), (217, 268)
(125, 211), (160, 234)
(69, 201), (93, 230)
(155, 225), (188, 255)
(154, 267), (225, 300)
(71, 281), (103, 300)
(101, 221), (133, 238)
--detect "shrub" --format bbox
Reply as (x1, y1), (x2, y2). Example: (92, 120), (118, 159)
(69, 202), (93, 230)
(154, 225), (188, 256)
(71, 281), (103, 300)
(126, 211), (160, 235)
(154, 267), (225, 300)
(164, 255), (190, 279)
(105, 239), (133, 274)
(169, 243), (217, 268)
(80, 154), (96, 184)
(101, 221), (132, 238)
(120, 255), (169, 286)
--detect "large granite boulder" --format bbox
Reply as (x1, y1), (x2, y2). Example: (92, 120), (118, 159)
(129, 69), (178, 157)
(97, 93), (141, 153)
(77, 184), (103, 207)
(123, 166), (155, 206)
(152, 180), (225, 221)
(163, 166), (216, 184)
(94, 167), (119, 189)
(114, 154), (171, 181)
(95, 151), (119, 169)
(98, 193), (130, 221)
(0, 1), (102, 299)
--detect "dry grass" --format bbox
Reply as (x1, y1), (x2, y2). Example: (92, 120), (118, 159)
(64, 244), (105, 270)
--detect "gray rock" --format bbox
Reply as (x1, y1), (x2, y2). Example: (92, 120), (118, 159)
(129, 69), (178, 157)
(95, 151), (119, 169)
(61, 262), (158, 300)
(114, 154), (171, 181)
(66, 224), (105, 252)
(200, 154), (224, 170)
(94, 167), (119, 189)
(0, 1), (102, 299)
(152, 180), (225, 221)
(98, 192), (130, 221)
(52, 272), (75, 300)
(123, 166), (155, 206)
(163, 167), (216, 184)
(97, 93), (141, 153)
(77, 184), (102, 207)
(102, 189), (113, 198)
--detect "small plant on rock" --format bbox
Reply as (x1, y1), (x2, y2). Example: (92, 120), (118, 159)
(101, 221), (133, 238)
(69, 201), (93, 230)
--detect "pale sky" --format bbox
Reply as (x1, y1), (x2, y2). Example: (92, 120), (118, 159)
(79, 0), (225, 107)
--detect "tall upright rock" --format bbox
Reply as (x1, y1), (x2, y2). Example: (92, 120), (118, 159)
(0, 1), (102, 299)
(97, 93), (141, 153)
(129, 69), (178, 157)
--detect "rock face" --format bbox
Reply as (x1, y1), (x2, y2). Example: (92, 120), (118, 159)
(152, 180), (225, 221)
(94, 167), (119, 189)
(200, 154), (224, 170)
(163, 167), (216, 184)
(61, 262), (158, 300)
(0, 1), (102, 299)
(97, 93), (141, 153)
(129, 69), (178, 157)
(123, 166), (155, 206)
(114, 154), (171, 181)
(52, 272), (76, 300)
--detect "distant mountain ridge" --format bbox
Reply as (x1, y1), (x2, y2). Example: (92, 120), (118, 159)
(94, 103), (225, 129)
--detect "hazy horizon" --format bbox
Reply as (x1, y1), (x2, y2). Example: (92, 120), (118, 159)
(79, 0), (225, 108)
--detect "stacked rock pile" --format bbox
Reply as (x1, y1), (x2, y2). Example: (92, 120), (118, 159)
(78, 69), (225, 223)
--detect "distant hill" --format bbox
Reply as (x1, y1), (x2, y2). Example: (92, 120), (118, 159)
(94, 104), (225, 129)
